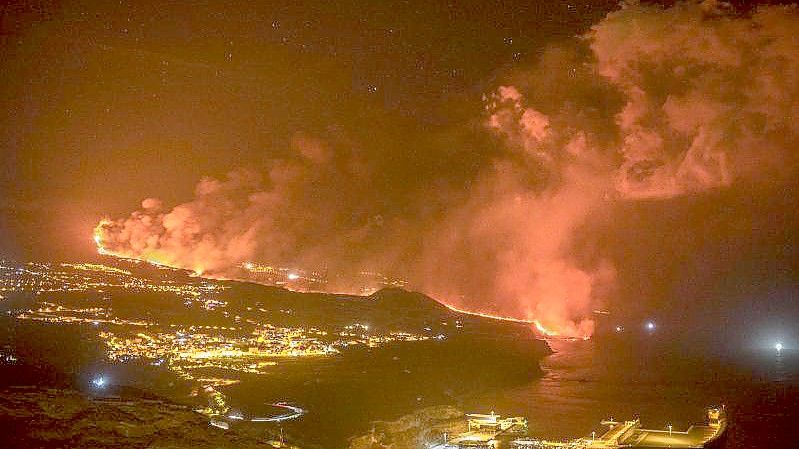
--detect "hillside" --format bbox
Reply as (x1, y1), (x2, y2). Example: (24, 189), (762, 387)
(0, 387), (285, 449)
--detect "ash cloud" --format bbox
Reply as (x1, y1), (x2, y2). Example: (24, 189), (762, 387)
(96, 136), (379, 276)
(96, 2), (799, 337)
(595, 1), (799, 198)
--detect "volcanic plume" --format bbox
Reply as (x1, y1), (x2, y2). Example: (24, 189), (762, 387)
(95, 2), (799, 338)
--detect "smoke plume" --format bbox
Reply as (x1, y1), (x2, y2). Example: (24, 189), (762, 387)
(95, 2), (799, 337)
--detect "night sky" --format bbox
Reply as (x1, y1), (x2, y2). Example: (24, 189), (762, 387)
(1, 1), (797, 343)
(1, 0), (615, 257)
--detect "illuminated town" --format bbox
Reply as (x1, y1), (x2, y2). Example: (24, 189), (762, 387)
(1, 259), (436, 417)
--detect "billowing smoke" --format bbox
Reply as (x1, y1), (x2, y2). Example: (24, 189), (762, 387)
(416, 86), (617, 337)
(95, 2), (799, 337)
(594, 1), (799, 198)
(95, 135), (380, 276)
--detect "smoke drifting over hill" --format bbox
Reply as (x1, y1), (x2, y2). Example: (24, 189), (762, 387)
(95, 2), (799, 337)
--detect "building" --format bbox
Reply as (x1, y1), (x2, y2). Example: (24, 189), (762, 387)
(467, 413), (527, 433)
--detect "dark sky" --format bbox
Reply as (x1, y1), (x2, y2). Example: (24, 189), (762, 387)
(1, 0), (797, 344)
(0, 0), (617, 258)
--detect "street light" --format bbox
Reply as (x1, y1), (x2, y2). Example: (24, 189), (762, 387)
(776, 342), (784, 352)
(668, 424), (672, 436)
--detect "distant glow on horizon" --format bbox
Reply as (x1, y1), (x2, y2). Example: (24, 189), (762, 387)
(287, 273), (300, 280)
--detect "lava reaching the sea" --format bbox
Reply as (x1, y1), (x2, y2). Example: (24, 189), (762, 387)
(93, 219), (570, 338)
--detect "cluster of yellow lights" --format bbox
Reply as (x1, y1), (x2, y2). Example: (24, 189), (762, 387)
(4, 256), (441, 419)
(95, 322), (432, 417)
(62, 263), (132, 276)
(1, 261), (225, 302)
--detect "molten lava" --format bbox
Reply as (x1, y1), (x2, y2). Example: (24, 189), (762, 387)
(93, 219), (589, 340)
(437, 300), (587, 340)
(93, 220), (112, 256)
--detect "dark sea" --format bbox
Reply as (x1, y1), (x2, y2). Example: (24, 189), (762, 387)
(188, 331), (799, 449)
(463, 337), (799, 448)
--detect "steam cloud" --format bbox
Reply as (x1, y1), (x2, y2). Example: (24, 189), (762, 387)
(95, 2), (799, 337)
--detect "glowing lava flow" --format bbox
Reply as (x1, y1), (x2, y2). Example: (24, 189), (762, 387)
(437, 301), (581, 340)
(93, 220), (111, 256)
(440, 302), (536, 324)
(93, 221), (586, 340)
(532, 320), (560, 338)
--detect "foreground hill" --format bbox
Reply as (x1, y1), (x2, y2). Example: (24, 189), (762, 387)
(0, 387), (283, 449)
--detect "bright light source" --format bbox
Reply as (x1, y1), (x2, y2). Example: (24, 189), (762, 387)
(91, 376), (107, 388)
(615, 325), (624, 333)
(287, 273), (299, 280)
(776, 342), (784, 352)
(645, 321), (656, 331)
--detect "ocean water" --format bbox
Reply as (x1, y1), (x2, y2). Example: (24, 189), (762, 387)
(215, 334), (799, 448)
(462, 337), (799, 448)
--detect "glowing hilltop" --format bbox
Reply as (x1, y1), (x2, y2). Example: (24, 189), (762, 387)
(93, 222), (587, 340)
